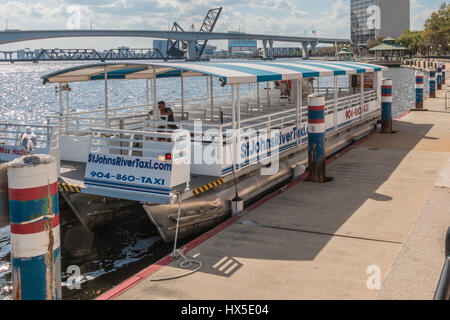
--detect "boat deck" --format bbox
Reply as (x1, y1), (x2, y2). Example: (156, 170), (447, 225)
(59, 161), (86, 187)
(59, 160), (229, 196)
(99, 80), (450, 300)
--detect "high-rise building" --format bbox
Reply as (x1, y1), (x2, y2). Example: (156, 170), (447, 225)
(351, 0), (410, 46)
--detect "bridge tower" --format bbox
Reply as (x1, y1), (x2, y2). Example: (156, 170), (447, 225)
(166, 22), (187, 59)
(166, 7), (222, 61)
(195, 7), (222, 58)
(300, 42), (309, 58)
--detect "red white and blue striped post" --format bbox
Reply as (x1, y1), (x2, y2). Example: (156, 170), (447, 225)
(381, 79), (393, 133)
(307, 94), (326, 182)
(437, 64), (442, 90)
(8, 155), (61, 300)
(414, 71), (424, 110)
(429, 68), (436, 98)
(442, 63), (446, 85)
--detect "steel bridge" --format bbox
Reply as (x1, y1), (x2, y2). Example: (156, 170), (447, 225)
(0, 47), (306, 62)
(0, 48), (169, 62)
(0, 30), (350, 60)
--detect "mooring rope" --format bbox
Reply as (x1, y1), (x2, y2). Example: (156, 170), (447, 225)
(151, 192), (202, 282)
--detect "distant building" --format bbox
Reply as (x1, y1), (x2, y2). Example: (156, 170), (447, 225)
(227, 31), (257, 53)
(351, 0), (410, 46)
(204, 45), (217, 56)
(153, 40), (168, 56)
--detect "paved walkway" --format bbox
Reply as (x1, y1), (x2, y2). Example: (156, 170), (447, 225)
(106, 74), (450, 300)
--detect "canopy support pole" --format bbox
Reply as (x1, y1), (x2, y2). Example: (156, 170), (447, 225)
(210, 75), (214, 121)
(232, 85), (236, 131)
(65, 84), (70, 132)
(231, 85), (236, 169)
(145, 79), (149, 105)
(267, 82), (271, 108)
(360, 73), (365, 120)
(334, 76), (338, 130)
(256, 82), (260, 112)
(296, 79), (301, 145)
(58, 83), (63, 116)
(104, 66), (109, 128)
(237, 85), (241, 129)
(152, 66), (157, 121)
(236, 84), (241, 171)
(181, 70), (184, 120)
(58, 84), (63, 132)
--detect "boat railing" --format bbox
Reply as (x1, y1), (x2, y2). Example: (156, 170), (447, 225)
(88, 127), (190, 162)
(51, 94), (233, 119)
(0, 122), (59, 149)
(0, 123), (60, 164)
(317, 87), (350, 95)
(144, 89), (380, 141)
(49, 88), (378, 140)
(47, 113), (152, 136)
(47, 115), (108, 135)
(364, 90), (378, 103)
(108, 113), (151, 131)
(144, 119), (222, 143)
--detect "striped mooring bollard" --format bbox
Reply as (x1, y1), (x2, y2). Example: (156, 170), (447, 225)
(307, 94), (326, 182)
(429, 68), (436, 98)
(442, 64), (446, 85)
(414, 71), (424, 110)
(437, 64), (442, 90)
(381, 79), (393, 133)
(8, 154), (61, 300)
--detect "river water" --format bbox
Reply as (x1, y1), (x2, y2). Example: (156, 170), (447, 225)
(0, 61), (420, 299)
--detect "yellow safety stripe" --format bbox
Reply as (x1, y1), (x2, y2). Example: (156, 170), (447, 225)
(58, 182), (82, 193)
(193, 178), (225, 196)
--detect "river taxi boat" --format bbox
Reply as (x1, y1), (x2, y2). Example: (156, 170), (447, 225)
(0, 60), (387, 241)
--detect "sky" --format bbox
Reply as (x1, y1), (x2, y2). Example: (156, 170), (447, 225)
(0, 0), (446, 50)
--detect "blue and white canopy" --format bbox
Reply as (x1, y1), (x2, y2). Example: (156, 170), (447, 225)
(41, 60), (387, 85)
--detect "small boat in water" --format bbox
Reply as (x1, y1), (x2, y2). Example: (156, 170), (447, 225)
(0, 60), (387, 241)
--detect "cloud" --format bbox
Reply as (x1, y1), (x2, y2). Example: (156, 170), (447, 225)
(410, 0), (435, 30)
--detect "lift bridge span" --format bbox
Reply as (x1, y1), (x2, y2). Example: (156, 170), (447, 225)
(0, 30), (350, 60)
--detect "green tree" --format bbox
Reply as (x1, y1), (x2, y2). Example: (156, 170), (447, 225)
(396, 30), (424, 54)
(367, 36), (385, 49)
(423, 2), (450, 54)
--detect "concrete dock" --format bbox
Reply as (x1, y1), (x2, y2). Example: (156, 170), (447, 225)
(99, 67), (450, 300)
